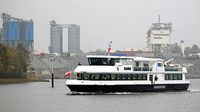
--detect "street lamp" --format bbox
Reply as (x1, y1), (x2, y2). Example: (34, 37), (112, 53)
(51, 53), (57, 87)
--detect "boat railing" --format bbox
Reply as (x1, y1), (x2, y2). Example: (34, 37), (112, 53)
(164, 67), (182, 71)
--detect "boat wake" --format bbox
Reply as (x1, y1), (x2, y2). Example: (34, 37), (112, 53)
(188, 89), (200, 93)
(66, 91), (150, 95)
(66, 90), (200, 95)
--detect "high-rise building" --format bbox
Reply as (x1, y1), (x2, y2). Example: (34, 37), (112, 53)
(49, 21), (63, 55)
(49, 21), (80, 55)
(68, 24), (80, 54)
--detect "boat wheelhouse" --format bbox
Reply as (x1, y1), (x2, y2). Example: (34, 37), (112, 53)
(66, 55), (190, 93)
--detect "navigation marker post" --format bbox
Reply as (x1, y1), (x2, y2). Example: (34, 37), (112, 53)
(51, 53), (57, 88)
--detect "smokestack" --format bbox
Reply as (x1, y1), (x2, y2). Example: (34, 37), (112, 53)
(158, 15), (160, 23)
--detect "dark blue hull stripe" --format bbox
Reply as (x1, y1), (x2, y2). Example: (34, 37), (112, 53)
(67, 84), (189, 92)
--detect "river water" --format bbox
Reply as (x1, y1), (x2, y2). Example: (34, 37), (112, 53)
(0, 79), (200, 112)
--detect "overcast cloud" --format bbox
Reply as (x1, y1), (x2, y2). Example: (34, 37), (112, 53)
(0, 0), (199, 53)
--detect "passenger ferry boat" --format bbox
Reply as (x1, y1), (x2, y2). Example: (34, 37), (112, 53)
(65, 55), (190, 93)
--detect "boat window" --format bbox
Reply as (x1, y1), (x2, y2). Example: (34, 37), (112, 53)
(142, 67), (149, 71)
(165, 74), (169, 80)
(124, 67), (131, 70)
(142, 74), (147, 80)
(173, 74), (178, 80)
(134, 67), (141, 71)
(121, 58), (133, 65)
(132, 74), (137, 80)
(116, 74), (122, 80)
(90, 74), (95, 80)
(165, 74), (182, 80)
(88, 58), (108, 65)
(101, 74), (106, 80)
(177, 74), (182, 80)
(137, 74), (142, 80)
(157, 63), (163, 67)
(77, 74), (82, 80)
(79, 74), (149, 80)
(96, 74), (101, 80)
(88, 58), (120, 66)
(109, 58), (120, 66)
(101, 74), (111, 80)
(169, 74), (173, 80)
(115, 58), (120, 63)
(135, 61), (140, 67)
(122, 74), (127, 80)
(109, 58), (115, 65)
(89, 74), (101, 80)
(165, 67), (181, 71)
(111, 74), (117, 80)
(106, 74), (111, 80)
(83, 74), (90, 80)
(149, 75), (153, 81)
(127, 74), (132, 80)
(143, 62), (149, 67)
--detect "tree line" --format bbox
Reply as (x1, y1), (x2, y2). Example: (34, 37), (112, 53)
(0, 43), (30, 78)
(169, 44), (200, 57)
(184, 44), (200, 57)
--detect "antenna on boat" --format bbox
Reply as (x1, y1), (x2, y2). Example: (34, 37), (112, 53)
(104, 41), (112, 55)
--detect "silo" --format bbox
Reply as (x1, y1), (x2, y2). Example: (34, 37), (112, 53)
(20, 21), (26, 42)
(50, 23), (63, 54)
(25, 21), (33, 41)
(3, 21), (20, 48)
(68, 24), (80, 54)
(1, 13), (34, 52)
(23, 20), (34, 50)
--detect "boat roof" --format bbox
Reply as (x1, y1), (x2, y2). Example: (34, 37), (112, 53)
(86, 55), (164, 61)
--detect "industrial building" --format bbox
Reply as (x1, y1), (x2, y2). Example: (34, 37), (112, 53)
(68, 24), (80, 54)
(147, 15), (172, 57)
(1, 13), (34, 52)
(49, 20), (80, 55)
(49, 21), (63, 55)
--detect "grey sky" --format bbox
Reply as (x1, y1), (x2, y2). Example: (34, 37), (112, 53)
(0, 0), (200, 53)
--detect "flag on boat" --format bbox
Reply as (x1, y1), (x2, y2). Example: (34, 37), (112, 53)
(64, 70), (72, 77)
(108, 41), (112, 53)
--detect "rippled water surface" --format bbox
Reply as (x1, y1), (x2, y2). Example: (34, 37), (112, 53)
(0, 79), (200, 112)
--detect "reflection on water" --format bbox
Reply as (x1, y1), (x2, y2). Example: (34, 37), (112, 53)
(0, 79), (200, 112)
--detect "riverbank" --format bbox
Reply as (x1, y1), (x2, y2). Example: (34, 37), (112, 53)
(0, 78), (49, 84)
(186, 75), (200, 79)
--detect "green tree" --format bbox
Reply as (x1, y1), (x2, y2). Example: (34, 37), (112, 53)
(184, 47), (191, 57)
(171, 44), (182, 54)
(191, 44), (200, 55)
(14, 44), (30, 74)
(0, 44), (15, 78)
(0, 43), (30, 78)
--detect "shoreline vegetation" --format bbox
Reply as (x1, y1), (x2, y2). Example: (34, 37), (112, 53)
(186, 75), (200, 79)
(0, 76), (49, 84)
(0, 79), (49, 84)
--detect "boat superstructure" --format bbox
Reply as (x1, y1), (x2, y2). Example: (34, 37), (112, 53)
(66, 55), (190, 93)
